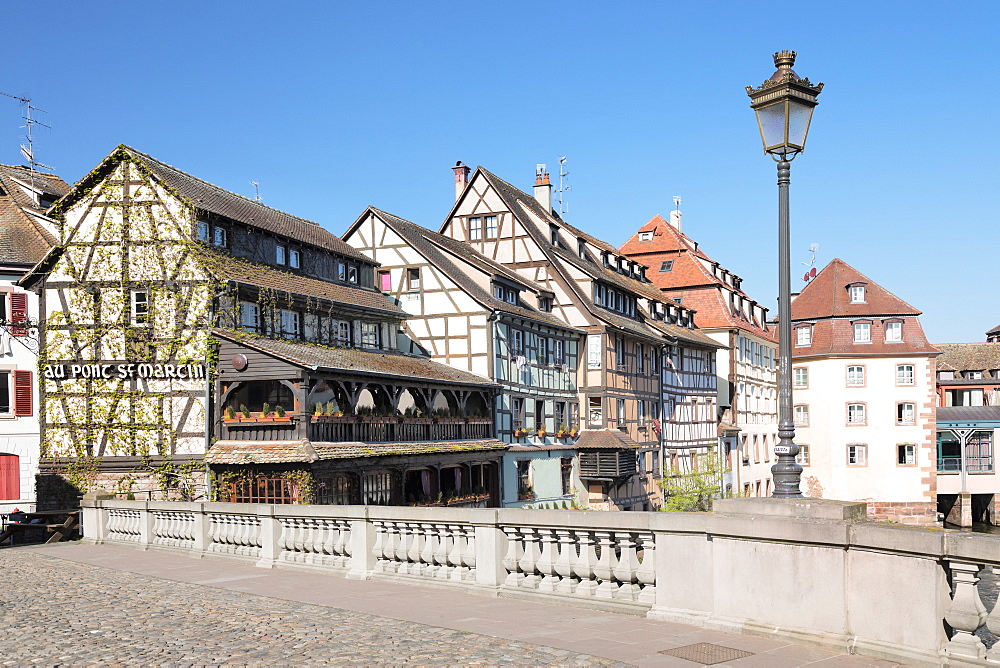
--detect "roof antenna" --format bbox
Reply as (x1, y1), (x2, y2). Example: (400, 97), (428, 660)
(801, 243), (819, 282)
(250, 180), (262, 203)
(1, 92), (53, 197)
(556, 156), (571, 215)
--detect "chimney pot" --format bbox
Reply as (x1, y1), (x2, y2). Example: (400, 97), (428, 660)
(533, 166), (552, 213)
(452, 161), (471, 202)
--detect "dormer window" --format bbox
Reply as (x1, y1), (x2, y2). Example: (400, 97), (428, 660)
(212, 227), (227, 247)
(549, 224), (559, 246)
(796, 325), (812, 347)
(885, 320), (903, 343)
(578, 238), (587, 258)
(347, 264), (359, 284)
(853, 321), (872, 343)
(289, 249), (301, 269)
(196, 221), (210, 242)
(850, 285), (866, 303)
(538, 294), (553, 312)
(659, 260), (673, 272)
(276, 245), (287, 265)
(494, 284), (518, 305)
(638, 231), (653, 242)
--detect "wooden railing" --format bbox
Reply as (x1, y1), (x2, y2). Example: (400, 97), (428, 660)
(221, 417), (494, 443)
(82, 497), (1000, 666)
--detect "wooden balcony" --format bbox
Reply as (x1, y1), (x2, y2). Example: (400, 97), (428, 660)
(221, 415), (494, 443)
(578, 450), (638, 480)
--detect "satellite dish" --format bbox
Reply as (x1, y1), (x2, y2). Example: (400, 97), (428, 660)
(803, 273), (810, 282)
(810, 268), (817, 278)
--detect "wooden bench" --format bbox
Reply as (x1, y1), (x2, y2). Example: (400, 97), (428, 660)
(0, 511), (79, 545)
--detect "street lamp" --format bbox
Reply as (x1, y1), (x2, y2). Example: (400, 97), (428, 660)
(746, 51), (823, 498)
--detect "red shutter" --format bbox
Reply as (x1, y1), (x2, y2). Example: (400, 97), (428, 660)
(0, 455), (19, 500)
(9, 292), (27, 336)
(12, 370), (32, 416)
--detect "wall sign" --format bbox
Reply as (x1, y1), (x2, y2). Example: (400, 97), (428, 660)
(231, 354), (248, 371)
(43, 363), (207, 380)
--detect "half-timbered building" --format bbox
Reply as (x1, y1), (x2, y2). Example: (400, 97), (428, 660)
(620, 210), (778, 497)
(0, 165), (70, 509)
(343, 207), (584, 508)
(23, 145), (505, 506)
(439, 164), (720, 510)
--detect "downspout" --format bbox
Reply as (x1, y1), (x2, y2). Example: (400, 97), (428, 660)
(204, 280), (235, 499)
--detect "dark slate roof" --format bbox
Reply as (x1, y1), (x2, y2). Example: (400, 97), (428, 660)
(194, 247), (405, 316)
(55, 145), (371, 263)
(213, 329), (498, 387)
(206, 438), (508, 464)
(937, 406), (1000, 424)
(364, 207), (580, 331)
(988, 323), (1000, 337)
(573, 429), (643, 450)
(934, 343), (1000, 372)
(0, 165), (66, 265)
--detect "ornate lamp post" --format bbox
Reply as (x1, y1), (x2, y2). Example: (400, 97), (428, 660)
(746, 51), (823, 498)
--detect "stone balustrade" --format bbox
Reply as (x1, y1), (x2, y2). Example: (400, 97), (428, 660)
(82, 497), (1000, 667)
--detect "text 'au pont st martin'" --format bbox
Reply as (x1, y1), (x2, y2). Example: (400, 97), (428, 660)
(43, 363), (207, 380)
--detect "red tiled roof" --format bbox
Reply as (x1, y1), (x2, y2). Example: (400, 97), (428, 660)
(791, 258), (921, 320)
(573, 429), (643, 450)
(206, 438), (508, 465)
(792, 317), (937, 358)
(933, 343), (1000, 372)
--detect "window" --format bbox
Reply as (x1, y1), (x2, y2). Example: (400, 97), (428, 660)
(637, 400), (646, 426)
(511, 329), (523, 355)
(468, 217), (482, 241)
(512, 397), (525, 429)
(196, 221), (210, 242)
(849, 285), (866, 303)
(276, 245), (287, 265)
(561, 458), (573, 495)
(968, 371), (983, 380)
(853, 322), (871, 343)
(494, 284), (517, 304)
(555, 401), (566, 428)
(638, 231), (653, 242)
(636, 343), (644, 373)
(615, 336), (625, 368)
(280, 309), (299, 339)
(658, 260), (673, 272)
(847, 403), (866, 425)
(549, 224), (559, 245)
(793, 404), (809, 426)
(650, 349), (660, 375)
(347, 264), (359, 284)
(540, 337), (552, 366)
(848, 444), (868, 466)
(332, 320), (352, 346)
(485, 215), (497, 239)
(897, 364), (915, 385)
(406, 267), (420, 292)
(885, 321), (902, 342)
(793, 367), (808, 389)
(538, 296), (552, 312)
(617, 398), (626, 427)
(239, 301), (259, 333)
(796, 326), (812, 346)
(897, 444), (916, 466)
(1, 370), (32, 416)
(213, 227), (227, 247)
(797, 444), (810, 466)
(847, 365), (865, 387)
(337, 262), (346, 281)
(516, 460), (532, 499)
(578, 238), (587, 258)
(289, 249), (301, 269)
(130, 291), (149, 326)
(534, 399), (545, 431)
(360, 322), (380, 348)
(361, 471), (392, 505)
(378, 270), (391, 292)
(896, 402), (916, 425)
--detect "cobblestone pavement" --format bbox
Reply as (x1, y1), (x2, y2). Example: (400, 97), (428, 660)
(0, 550), (619, 666)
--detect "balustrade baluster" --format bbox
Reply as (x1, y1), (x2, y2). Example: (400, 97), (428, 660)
(386, 522), (402, 573)
(292, 516), (305, 553)
(434, 525), (453, 580)
(944, 561), (988, 661)
(537, 528), (560, 592)
(502, 526), (524, 588)
(395, 522), (411, 573)
(572, 530), (598, 596)
(553, 529), (577, 594)
(340, 519), (353, 560)
(447, 524), (465, 581)
(420, 523), (438, 577)
(371, 521), (387, 571)
(987, 565), (1000, 663)
(593, 531), (619, 599)
(277, 518), (291, 559)
(612, 532), (641, 601)
(636, 532), (656, 605)
(406, 522), (425, 576)
(518, 528), (541, 588)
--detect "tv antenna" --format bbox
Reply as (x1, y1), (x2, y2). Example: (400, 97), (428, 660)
(801, 243), (819, 282)
(556, 155), (571, 215)
(1, 92), (53, 196)
(250, 180), (262, 202)
(673, 195), (681, 211)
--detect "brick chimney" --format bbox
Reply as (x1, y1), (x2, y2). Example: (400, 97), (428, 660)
(534, 165), (552, 213)
(452, 161), (470, 202)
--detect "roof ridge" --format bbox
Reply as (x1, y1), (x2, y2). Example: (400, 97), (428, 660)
(122, 145), (320, 228)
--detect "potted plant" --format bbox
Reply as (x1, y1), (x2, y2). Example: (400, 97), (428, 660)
(260, 402), (272, 420)
(536, 427), (547, 439)
(223, 406), (238, 423)
(238, 404), (256, 422)
(271, 405), (292, 422)
(513, 427), (529, 438)
(556, 424), (569, 438)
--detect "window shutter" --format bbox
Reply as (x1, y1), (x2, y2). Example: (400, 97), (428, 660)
(9, 292), (28, 336)
(13, 370), (32, 416)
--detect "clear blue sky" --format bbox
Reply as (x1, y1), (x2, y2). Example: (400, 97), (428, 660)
(5, 1), (997, 343)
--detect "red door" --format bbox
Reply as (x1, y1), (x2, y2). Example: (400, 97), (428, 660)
(0, 455), (19, 500)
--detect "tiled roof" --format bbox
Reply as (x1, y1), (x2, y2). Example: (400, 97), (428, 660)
(55, 145), (372, 264)
(206, 438), (508, 465)
(193, 247), (405, 315)
(988, 323), (1000, 336)
(212, 329), (498, 387)
(937, 406), (1000, 424)
(791, 258), (921, 320)
(934, 343), (1000, 372)
(0, 165), (66, 265)
(362, 207), (578, 331)
(507, 442), (578, 452)
(791, 317), (937, 358)
(619, 215), (774, 341)
(573, 429), (643, 450)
